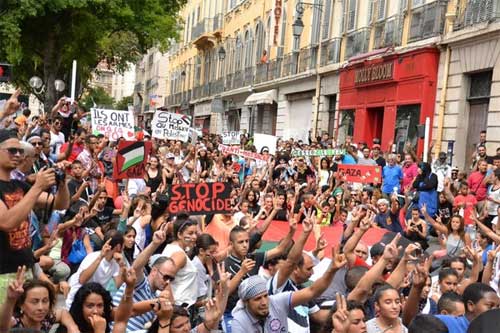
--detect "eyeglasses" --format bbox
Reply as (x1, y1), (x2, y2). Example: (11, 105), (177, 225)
(2, 147), (25, 156)
(157, 269), (175, 282)
(31, 142), (43, 147)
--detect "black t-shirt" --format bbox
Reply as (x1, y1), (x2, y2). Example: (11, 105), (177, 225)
(0, 180), (35, 274)
(88, 206), (114, 228)
(438, 201), (453, 225)
(224, 251), (266, 312)
(375, 156), (386, 168)
(68, 178), (92, 203)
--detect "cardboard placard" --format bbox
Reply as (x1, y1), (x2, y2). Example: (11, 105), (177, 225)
(291, 149), (346, 157)
(218, 144), (270, 162)
(151, 111), (192, 142)
(168, 182), (232, 215)
(336, 164), (382, 184)
(91, 108), (135, 141)
(113, 141), (152, 180)
(222, 131), (242, 145)
(253, 133), (278, 155)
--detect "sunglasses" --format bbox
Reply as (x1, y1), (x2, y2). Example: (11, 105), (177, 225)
(3, 147), (25, 156)
(31, 142), (43, 147)
(157, 270), (175, 282)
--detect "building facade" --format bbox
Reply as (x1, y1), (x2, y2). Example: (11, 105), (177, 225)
(111, 63), (136, 103)
(133, 48), (170, 127)
(163, 0), (500, 168)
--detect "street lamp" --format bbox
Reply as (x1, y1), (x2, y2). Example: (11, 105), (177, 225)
(29, 75), (66, 94)
(292, 17), (305, 40)
(218, 46), (226, 61)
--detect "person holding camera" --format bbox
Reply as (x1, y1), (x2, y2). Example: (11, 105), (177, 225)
(0, 129), (70, 301)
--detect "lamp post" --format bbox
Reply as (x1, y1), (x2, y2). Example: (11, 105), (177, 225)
(291, 17), (304, 75)
(292, 1), (324, 138)
(29, 76), (66, 115)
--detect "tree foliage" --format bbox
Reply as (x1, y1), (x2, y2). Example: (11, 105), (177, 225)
(0, 0), (184, 111)
(80, 86), (115, 111)
(115, 95), (133, 110)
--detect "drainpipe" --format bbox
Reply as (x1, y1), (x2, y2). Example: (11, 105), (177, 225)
(312, 2), (325, 139)
(434, 1), (457, 158)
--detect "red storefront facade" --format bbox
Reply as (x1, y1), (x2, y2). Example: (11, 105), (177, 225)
(338, 47), (440, 155)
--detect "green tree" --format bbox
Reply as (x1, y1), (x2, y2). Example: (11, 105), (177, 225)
(80, 87), (115, 111)
(115, 95), (133, 110)
(0, 0), (184, 112)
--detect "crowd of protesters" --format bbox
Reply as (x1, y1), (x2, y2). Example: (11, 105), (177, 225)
(0, 89), (499, 333)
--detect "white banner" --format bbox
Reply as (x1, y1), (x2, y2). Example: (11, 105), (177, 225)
(253, 133), (278, 155)
(151, 111), (192, 142)
(91, 108), (135, 141)
(222, 131), (242, 145)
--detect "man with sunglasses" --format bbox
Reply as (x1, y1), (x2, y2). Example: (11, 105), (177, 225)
(49, 116), (65, 155)
(113, 224), (176, 331)
(0, 129), (70, 301)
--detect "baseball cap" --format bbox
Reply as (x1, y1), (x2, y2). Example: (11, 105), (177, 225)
(166, 153), (175, 159)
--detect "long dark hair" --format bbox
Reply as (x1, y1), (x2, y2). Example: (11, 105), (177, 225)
(70, 283), (113, 333)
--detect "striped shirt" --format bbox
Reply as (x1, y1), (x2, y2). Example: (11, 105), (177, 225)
(112, 277), (155, 331)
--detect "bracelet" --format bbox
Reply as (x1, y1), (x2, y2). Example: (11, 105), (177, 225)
(159, 321), (170, 329)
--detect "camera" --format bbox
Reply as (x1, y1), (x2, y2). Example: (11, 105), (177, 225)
(53, 167), (66, 184)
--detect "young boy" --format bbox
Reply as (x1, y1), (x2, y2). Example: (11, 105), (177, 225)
(68, 160), (93, 204)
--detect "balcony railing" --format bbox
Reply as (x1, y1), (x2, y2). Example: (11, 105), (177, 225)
(233, 70), (244, 89)
(320, 38), (342, 67)
(268, 58), (282, 81)
(298, 46), (318, 73)
(243, 67), (254, 86)
(282, 53), (298, 77)
(373, 15), (403, 50)
(191, 16), (222, 40)
(345, 28), (370, 59)
(454, 0), (500, 30)
(408, 0), (447, 42)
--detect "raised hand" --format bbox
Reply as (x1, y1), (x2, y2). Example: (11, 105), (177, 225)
(3, 89), (21, 117)
(302, 212), (315, 233)
(383, 233), (401, 261)
(152, 223), (168, 245)
(100, 239), (113, 259)
(121, 267), (137, 288)
(315, 233), (328, 253)
(7, 265), (25, 300)
(332, 293), (350, 333)
(330, 245), (347, 270)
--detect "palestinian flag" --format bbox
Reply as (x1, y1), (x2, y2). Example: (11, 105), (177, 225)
(120, 141), (145, 172)
(114, 141), (152, 180)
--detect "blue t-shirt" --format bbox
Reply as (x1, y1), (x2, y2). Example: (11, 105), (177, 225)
(342, 154), (356, 165)
(435, 315), (469, 333)
(382, 164), (403, 194)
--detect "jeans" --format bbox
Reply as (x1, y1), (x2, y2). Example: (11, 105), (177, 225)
(222, 311), (233, 333)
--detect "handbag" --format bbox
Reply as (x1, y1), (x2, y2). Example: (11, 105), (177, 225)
(68, 238), (87, 264)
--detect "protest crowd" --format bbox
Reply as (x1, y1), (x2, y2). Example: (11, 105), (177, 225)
(0, 89), (500, 333)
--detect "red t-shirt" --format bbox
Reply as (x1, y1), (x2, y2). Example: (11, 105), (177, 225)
(468, 171), (488, 201)
(454, 194), (477, 225)
(60, 142), (84, 163)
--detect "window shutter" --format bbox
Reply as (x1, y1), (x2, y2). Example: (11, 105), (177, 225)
(368, 0), (375, 24)
(322, 0), (332, 39)
(377, 0), (386, 20)
(374, 24), (384, 49)
(422, 3), (437, 37)
(348, 0), (357, 30)
(409, 9), (423, 40)
(385, 19), (395, 46)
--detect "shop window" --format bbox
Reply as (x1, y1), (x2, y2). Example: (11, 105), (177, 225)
(394, 105), (421, 155)
(338, 109), (355, 143)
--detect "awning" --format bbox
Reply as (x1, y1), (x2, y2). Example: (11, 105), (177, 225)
(244, 89), (277, 106)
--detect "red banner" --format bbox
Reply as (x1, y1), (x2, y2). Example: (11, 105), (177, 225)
(113, 141), (152, 180)
(168, 182), (232, 215)
(337, 164), (382, 184)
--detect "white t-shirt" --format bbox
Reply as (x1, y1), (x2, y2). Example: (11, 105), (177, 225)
(132, 217), (147, 258)
(50, 130), (65, 154)
(65, 251), (120, 309)
(161, 243), (198, 307)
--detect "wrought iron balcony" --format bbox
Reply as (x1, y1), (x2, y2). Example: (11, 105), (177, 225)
(282, 53), (298, 77)
(255, 63), (268, 84)
(345, 28), (370, 59)
(408, 0), (447, 42)
(298, 46), (318, 73)
(243, 67), (254, 86)
(454, 0), (500, 30)
(320, 38), (342, 67)
(373, 15), (403, 50)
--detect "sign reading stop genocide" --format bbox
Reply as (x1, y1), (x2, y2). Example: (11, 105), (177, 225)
(168, 182), (232, 215)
